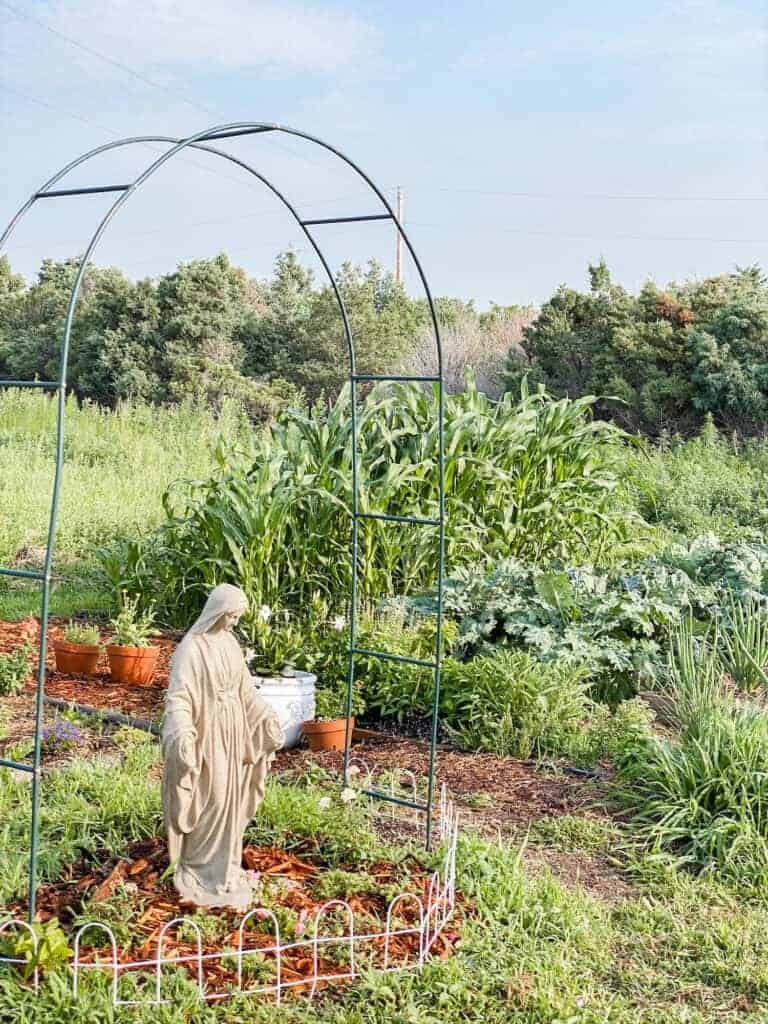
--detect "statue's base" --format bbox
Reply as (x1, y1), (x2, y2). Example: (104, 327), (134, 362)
(174, 866), (256, 912)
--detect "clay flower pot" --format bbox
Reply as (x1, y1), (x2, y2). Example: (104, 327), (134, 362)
(53, 640), (100, 676)
(106, 644), (160, 686)
(302, 717), (354, 753)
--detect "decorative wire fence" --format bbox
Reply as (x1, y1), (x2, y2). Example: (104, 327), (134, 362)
(0, 787), (460, 1008)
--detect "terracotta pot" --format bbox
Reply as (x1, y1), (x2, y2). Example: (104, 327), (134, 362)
(53, 640), (101, 676)
(302, 717), (355, 753)
(106, 644), (160, 685)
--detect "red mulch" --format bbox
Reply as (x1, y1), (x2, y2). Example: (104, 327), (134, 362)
(11, 837), (460, 997)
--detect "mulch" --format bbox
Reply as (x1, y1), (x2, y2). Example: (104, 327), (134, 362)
(9, 837), (460, 997)
(0, 617), (172, 719)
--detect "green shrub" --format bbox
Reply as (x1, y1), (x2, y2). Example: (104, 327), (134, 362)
(438, 651), (592, 759)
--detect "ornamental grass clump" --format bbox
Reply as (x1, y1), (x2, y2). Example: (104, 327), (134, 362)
(616, 632), (768, 888)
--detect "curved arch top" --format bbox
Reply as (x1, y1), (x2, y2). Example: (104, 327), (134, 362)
(0, 121), (447, 921)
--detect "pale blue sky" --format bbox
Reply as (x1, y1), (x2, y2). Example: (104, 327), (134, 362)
(0, 0), (765, 306)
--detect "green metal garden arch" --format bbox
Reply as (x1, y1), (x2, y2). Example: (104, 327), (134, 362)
(0, 122), (446, 920)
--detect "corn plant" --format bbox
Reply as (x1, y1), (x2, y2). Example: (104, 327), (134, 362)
(106, 379), (632, 626)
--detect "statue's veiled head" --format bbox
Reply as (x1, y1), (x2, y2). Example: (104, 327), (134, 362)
(190, 584), (249, 636)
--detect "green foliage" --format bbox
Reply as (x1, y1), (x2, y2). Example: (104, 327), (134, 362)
(0, 736), (161, 903)
(109, 593), (159, 648)
(0, 919), (72, 979)
(439, 537), (768, 703)
(616, 648), (768, 888)
(438, 557), (692, 700)
(314, 683), (365, 722)
(531, 814), (621, 852)
(242, 605), (306, 675)
(109, 378), (631, 625)
(62, 621), (100, 646)
(0, 389), (252, 599)
(438, 651), (591, 759)
(720, 595), (768, 691)
(507, 261), (768, 436)
(246, 777), (380, 868)
(619, 416), (768, 541)
(0, 642), (32, 696)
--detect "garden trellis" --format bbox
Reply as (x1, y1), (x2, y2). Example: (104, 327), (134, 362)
(0, 122), (446, 921)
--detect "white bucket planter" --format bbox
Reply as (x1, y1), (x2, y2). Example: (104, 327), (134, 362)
(252, 671), (316, 749)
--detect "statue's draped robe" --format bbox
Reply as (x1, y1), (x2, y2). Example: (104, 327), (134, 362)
(162, 624), (282, 905)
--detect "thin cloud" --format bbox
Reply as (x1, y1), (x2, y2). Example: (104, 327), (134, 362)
(4, 0), (376, 74)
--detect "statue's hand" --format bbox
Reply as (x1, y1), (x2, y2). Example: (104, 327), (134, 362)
(178, 733), (198, 775)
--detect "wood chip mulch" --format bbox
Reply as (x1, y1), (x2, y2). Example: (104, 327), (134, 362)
(9, 837), (462, 998)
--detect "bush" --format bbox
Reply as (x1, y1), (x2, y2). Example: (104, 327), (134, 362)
(438, 651), (591, 758)
(435, 537), (768, 704)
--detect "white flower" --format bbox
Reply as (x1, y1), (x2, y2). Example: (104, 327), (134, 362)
(332, 616), (346, 632)
(258, 605), (271, 623)
(318, 796), (332, 810)
(340, 787), (358, 804)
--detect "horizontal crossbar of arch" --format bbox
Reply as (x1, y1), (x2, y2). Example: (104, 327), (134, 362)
(0, 121), (447, 922)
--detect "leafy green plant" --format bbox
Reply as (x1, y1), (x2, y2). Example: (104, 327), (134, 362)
(0, 919), (71, 979)
(314, 681), (365, 721)
(439, 651), (592, 759)
(109, 592), (159, 648)
(176, 911), (229, 946)
(0, 642), (32, 696)
(242, 605), (305, 675)
(103, 379), (633, 625)
(615, 672), (768, 888)
(62, 620), (101, 646)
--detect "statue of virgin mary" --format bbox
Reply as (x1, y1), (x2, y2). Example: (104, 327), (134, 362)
(162, 584), (283, 909)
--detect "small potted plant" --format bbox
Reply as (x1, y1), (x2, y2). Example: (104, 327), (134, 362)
(106, 594), (160, 685)
(244, 605), (316, 749)
(302, 681), (364, 753)
(53, 621), (101, 675)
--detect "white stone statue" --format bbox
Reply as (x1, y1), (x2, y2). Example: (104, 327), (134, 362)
(162, 584), (283, 909)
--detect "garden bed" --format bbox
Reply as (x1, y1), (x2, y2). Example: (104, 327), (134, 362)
(4, 834), (461, 1001)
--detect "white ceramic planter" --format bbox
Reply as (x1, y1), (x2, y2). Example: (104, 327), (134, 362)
(252, 671), (316, 749)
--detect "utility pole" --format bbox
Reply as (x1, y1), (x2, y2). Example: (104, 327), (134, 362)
(395, 186), (403, 285)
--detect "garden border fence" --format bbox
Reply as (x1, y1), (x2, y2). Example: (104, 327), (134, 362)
(0, 792), (459, 1007)
(0, 121), (446, 920)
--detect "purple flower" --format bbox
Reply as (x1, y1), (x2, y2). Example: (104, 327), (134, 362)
(41, 719), (84, 754)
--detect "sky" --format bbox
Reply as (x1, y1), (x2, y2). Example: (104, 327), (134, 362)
(0, 0), (766, 307)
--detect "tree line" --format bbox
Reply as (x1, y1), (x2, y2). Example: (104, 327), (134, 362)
(2, 249), (766, 435)
(506, 259), (768, 436)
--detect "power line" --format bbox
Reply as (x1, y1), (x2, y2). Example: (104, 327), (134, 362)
(4, 188), (398, 253)
(0, 1), (336, 176)
(411, 185), (768, 203)
(1, 0), (220, 118)
(1, 81), (397, 217)
(409, 221), (768, 245)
